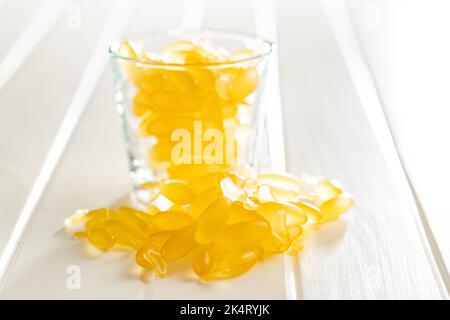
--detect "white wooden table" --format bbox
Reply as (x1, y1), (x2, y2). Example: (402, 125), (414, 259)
(0, 0), (448, 299)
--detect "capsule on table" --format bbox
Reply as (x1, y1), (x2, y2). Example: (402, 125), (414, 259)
(314, 180), (344, 203)
(161, 226), (197, 261)
(319, 193), (354, 223)
(257, 201), (308, 226)
(153, 211), (194, 230)
(188, 188), (222, 218)
(215, 220), (270, 250)
(204, 247), (261, 280)
(135, 243), (166, 278)
(227, 203), (264, 225)
(195, 197), (231, 245)
(192, 245), (214, 277)
(159, 180), (194, 205)
(87, 227), (116, 250)
(104, 219), (141, 247)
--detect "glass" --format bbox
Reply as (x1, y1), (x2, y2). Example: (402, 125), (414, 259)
(109, 29), (272, 203)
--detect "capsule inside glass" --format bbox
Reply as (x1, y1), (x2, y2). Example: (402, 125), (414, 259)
(109, 29), (272, 204)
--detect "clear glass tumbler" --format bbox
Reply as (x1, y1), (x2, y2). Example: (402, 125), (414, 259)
(109, 29), (272, 203)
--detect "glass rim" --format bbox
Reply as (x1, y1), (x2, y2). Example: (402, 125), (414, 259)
(108, 28), (273, 68)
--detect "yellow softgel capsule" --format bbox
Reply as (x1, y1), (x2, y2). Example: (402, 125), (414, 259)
(195, 197), (231, 245)
(256, 172), (301, 194)
(153, 211), (194, 230)
(146, 230), (176, 249)
(189, 67), (215, 88)
(87, 227), (116, 250)
(292, 201), (321, 222)
(204, 247), (261, 280)
(229, 67), (258, 101)
(215, 220), (270, 250)
(227, 203), (264, 225)
(132, 90), (154, 117)
(257, 201), (308, 226)
(104, 219), (142, 247)
(143, 115), (197, 136)
(136, 244), (166, 278)
(314, 180), (343, 203)
(320, 193), (354, 223)
(85, 208), (109, 220)
(270, 210), (289, 243)
(192, 245), (214, 277)
(159, 180), (194, 205)
(139, 73), (167, 94)
(84, 215), (107, 230)
(161, 226), (197, 261)
(188, 188), (222, 218)
(168, 70), (197, 93)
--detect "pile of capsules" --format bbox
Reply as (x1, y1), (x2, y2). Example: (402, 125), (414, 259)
(66, 171), (353, 280)
(65, 39), (353, 281)
(119, 38), (260, 175)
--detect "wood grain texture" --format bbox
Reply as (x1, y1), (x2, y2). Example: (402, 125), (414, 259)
(277, 0), (442, 299)
(0, 0), (112, 255)
(345, 0), (450, 293)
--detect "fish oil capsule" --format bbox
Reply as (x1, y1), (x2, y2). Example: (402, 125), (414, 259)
(205, 247), (261, 280)
(159, 180), (194, 205)
(135, 244), (166, 278)
(119, 206), (158, 229)
(270, 211), (289, 243)
(188, 188), (222, 218)
(320, 193), (353, 223)
(148, 90), (180, 112)
(144, 115), (197, 136)
(138, 112), (158, 136)
(161, 226), (196, 261)
(85, 208), (109, 220)
(229, 67), (258, 101)
(153, 211), (194, 230)
(256, 172), (301, 194)
(192, 245), (214, 277)
(314, 180), (343, 203)
(215, 220), (270, 250)
(201, 93), (223, 130)
(189, 67), (215, 88)
(195, 197), (231, 245)
(168, 70), (196, 93)
(132, 90), (153, 117)
(87, 227), (116, 250)
(73, 231), (86, 238)
(227, 203), (264, 225)
(292, 201), (321, 222)
(258, 202), (308, 226)
(215, 74), (231, 100)
(146, 230), (176, 249)
(84, 215), (107, 230)
(190, 171), (226, 196)
(104, 219), (140, 247)
(140, 73), (167, 94)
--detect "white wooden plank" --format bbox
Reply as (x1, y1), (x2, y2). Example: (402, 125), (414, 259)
(0, 0), (42, 59)
(0, 0), (114, 256)
(345, 0), (450, 294)
(0, 0), (70, 91)
(276, 0), (442, 299)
